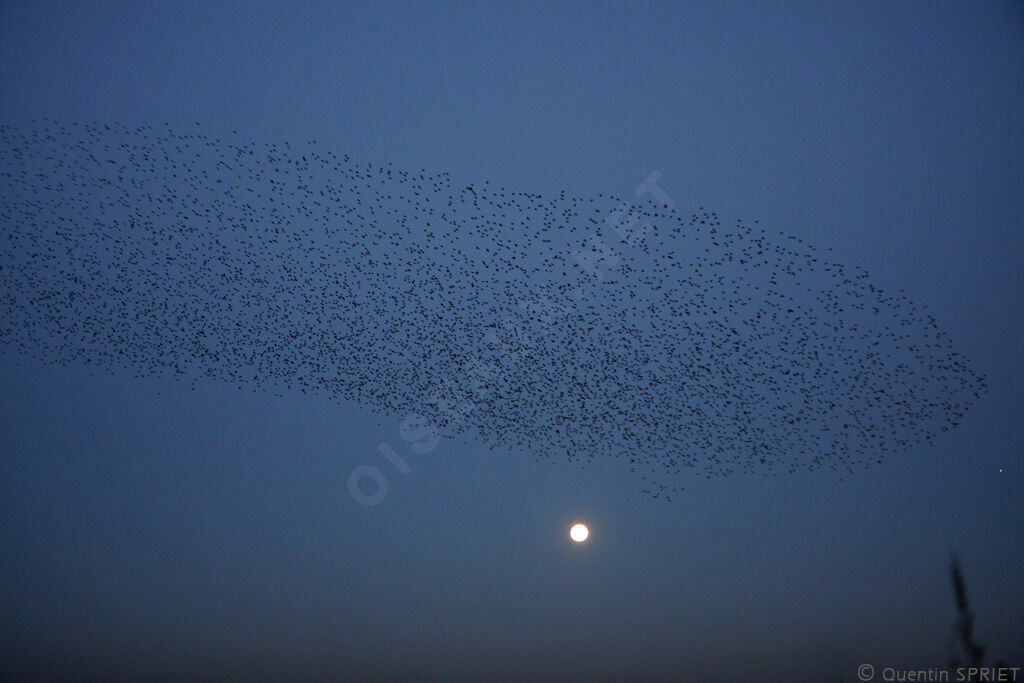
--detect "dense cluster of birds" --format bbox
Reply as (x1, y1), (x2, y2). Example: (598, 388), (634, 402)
(0, 120), (986, 498)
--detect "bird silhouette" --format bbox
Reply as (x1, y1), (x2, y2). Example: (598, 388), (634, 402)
(0, 119), (987, 500)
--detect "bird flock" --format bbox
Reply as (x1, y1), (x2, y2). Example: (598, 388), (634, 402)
(0, 120), (986, 498)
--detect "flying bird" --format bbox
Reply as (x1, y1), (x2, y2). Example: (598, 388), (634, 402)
(0, 119), (987, 500)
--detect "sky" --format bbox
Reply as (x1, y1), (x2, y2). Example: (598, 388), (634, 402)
(0, 1), (1022, 681)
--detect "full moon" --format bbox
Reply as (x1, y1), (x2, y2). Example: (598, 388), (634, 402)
(569, 523), (589, 543)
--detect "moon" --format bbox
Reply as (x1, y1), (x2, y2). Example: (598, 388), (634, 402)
(569, 523), (589, 543)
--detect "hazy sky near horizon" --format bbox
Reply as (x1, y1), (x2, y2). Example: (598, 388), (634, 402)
(1, 2), (1022, 681)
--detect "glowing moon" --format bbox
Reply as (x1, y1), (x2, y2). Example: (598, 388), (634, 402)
(569, 523), (589, 543)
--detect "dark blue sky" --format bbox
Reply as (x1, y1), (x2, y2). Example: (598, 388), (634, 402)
(1, 2), (1022, 681)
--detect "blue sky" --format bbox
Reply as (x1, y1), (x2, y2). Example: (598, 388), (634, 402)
(1, 2), (1022, 681)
